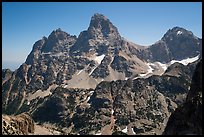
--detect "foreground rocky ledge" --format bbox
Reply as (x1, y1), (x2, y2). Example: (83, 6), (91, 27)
(163, 59), (202, 135)
(2, 113), (34, 135)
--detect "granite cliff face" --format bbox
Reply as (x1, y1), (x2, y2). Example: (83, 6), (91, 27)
(163, 59), (202, 135)
(2, 13), (202, 135)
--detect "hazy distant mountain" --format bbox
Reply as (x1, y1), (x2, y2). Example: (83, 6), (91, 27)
(2, 13), (202, 135)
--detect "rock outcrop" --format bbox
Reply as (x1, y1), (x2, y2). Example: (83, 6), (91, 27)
(163, 59), (202, 135)
(2, 113), (34, 135)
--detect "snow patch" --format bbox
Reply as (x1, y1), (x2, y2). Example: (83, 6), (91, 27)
(96, 132), (101, 135)
(146, 63), (154, 73)
(86, 91), (95, 102)
(63, 85), (68, 88)
(139, 73), (147, 77)
(131, 128), (136, 135)
(170, 54), (200, 66)
(73, 50), (79, 53)
(86, 96), (91, 102)
(154, 55), (199, 75)
(89, 66), (97, 76)
(139, 63), (154, 77)
(94, 54), (105, 64)
(89, 90), (95, 94)
(41, 52), (51, 55)
(136, 55), (199, 79)
(77, 69), (83, 75)
(111, 109), (114, 114)
(27, 101), (30, 105)
(88, 54), (105, 76)
(122, 126), (128, 133)
(156, 62), (168, 72)
(177, 30), (182, 35)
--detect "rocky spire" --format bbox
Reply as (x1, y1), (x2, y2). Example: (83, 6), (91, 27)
(70, 13), (122, 55)
(87, 13), (121, 40)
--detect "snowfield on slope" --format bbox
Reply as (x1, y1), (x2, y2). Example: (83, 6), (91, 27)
(94, 54), (105, 64)
(138, 54), (200, 78)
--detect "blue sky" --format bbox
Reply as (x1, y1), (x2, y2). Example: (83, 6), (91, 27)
(2, 2), (202, 70)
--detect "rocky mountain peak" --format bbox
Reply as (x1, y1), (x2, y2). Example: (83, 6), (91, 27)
(89, 13), (109, 30)
(91, 13), (108, 22)
(70, 13), (121, 55)
(48, 28), (71, 41)
(157, 26), (202, 61)
(162, 26), (195, 41)
(88, 13), (121, 40)
(25, 28), (77, 65)
(39, 28), (76, 53)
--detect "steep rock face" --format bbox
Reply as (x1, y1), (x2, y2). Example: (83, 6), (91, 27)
(70, 13), (121, 55)
(186, 60), (202, 101)
(26, 29), (77, 65)
(22, 29), (78, 90)
(2, 113), (35, 135)
(2, 67), (28, 115)
(42, 28), (77, 53)
(161, 27), (202, 60)
(110, 55), (132, 77)
(2, 28), (83, 114)
(163, 59), (202, 135)
(148, 40), (172, 62)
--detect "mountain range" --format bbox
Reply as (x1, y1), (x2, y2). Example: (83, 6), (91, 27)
(2, 13), (202, 135)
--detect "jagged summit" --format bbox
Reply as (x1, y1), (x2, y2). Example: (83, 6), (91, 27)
(25, 28), (77, 65)
(91, 13), (108, 21)
(162, 26), (194, 41)
(88, 13), (120, 39)
(70, 13), (121, 55)
(89, 13), (110, 29)
(48, 28), (71, 40)
(160, 26), (202, 60)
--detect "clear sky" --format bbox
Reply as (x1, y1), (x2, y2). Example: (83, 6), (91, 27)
(2, 2), (202, 71)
